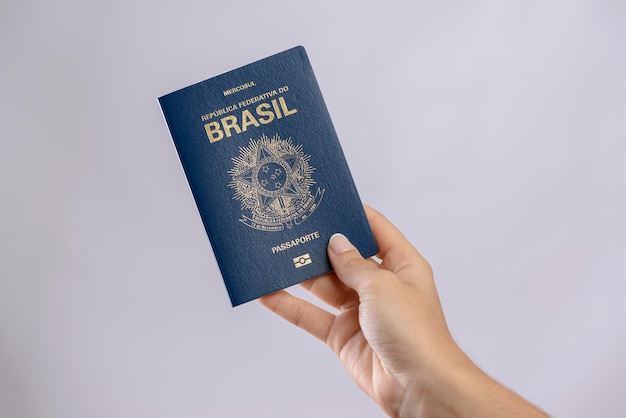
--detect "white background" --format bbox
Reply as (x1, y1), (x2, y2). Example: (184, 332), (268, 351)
(1, 1), (625, 417)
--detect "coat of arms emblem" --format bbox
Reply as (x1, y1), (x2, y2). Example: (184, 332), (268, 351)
(228, 134), (324, 231)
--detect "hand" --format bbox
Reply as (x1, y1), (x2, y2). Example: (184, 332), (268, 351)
(260, 206), (548, 417)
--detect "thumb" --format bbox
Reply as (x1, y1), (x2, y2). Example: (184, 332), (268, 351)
(328, 233), (380, 292)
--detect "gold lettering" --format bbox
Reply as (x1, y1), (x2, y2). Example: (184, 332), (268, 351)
(221, 115), (241, 137)
(279, 96), (297, 117)
(241, 109), (260, 131)
(204, 122), (223, 143)
(270, 231), (321, 254)
(256, 103), (275, 124)
(271, 99), (283, 119)
(203, 96), (297, 143)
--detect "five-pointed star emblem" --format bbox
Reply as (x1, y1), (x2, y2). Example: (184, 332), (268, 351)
(234, 143), (305, 210)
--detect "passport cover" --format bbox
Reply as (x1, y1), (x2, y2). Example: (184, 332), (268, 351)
(158, 46), (377, 306)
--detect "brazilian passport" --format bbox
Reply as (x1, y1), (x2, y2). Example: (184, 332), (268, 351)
(158, 46), (377, 306)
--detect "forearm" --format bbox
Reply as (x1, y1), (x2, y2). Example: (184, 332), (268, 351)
(399, 349), (549, 418)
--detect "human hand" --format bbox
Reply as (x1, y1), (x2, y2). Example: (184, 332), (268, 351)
(260, 206), (548, 417)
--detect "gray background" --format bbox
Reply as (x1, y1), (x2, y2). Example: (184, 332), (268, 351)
(1, 1), (625, 417)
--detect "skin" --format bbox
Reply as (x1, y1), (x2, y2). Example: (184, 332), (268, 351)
(260, 206), (549, 418)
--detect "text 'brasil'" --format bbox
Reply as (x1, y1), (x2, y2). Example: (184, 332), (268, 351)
(204, 96), (297, 143)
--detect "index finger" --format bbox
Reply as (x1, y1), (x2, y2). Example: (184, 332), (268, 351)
(259, 290), (335, 343)
(364, 205), (430, 275)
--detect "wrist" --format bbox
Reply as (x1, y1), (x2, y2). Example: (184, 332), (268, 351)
(403, 346), (548, 418)
(421, 346), (481, 417)
(394, 339), (476, 417)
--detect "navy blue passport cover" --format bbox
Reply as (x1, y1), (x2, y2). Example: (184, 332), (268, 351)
(158, 46), (377, 306)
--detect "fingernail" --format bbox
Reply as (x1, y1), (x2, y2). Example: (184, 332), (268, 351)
(329, 233), (356, 255)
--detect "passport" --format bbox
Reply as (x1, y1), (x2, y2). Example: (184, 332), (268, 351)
(158, 46), (377, 306)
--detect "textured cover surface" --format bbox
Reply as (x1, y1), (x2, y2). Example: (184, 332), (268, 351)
(159, 46), (377, 306)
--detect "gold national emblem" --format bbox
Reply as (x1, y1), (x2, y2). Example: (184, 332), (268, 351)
(228, 134), (324, 231)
